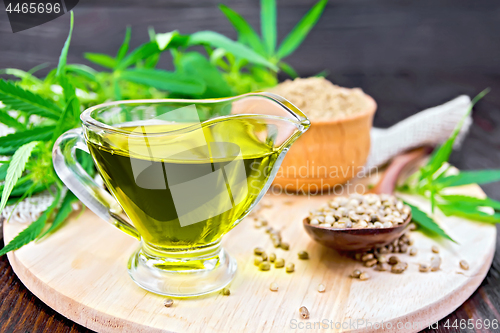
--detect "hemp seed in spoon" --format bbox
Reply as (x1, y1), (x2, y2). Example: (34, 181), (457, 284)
(307, 193), (410, 229)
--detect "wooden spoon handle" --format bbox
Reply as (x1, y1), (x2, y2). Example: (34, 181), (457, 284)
(373, 147), (431, 195)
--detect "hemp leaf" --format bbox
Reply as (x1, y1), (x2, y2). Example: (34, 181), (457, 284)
(56, 11), (74, 77)
(0, 141), (39, 215)
(0, 80), (62, 119)
(220, 0), (328, 77)
(0, 186), (61, 256)
(38, 191), (77, 239)
(406, 203), (455, 242)
(400, 89), (500, 241)
(0, 126), (56, 151)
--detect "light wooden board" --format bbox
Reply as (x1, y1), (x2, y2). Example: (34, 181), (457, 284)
(4, 185), (496, 333)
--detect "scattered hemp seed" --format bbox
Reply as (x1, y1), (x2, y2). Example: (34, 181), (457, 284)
(430, 256), (442, 271)
(431, 245), (440, 254)
(419, 263), (430, 272)
(270, 282), (279, 292)
(364, 259), (378, 267)
(280, 242), (290, 251)
(299, 306), (310, 319)
(361, 253), (374, 262)
(254, 257), (263, 266)
(359, 272), (370, 281)
(275, 258), (285, 268)
(351, 269), (362, 278)
(259, 261), (271, 271)
(262, 201), (273, 208)
(286, 263), (295, 273)
(261, 252), (268, 261)
(460, 260), (469, 270)
(269, 253), (276, 262)
(318, 284), (326, 293)
(391, 262), (408, 274)
(388, 256), (399, 265)
(272, 238), (281, 248)
(163, 298), (174, 307)
(298, 251), (309, 260)
(374, 263), (389, 271)
(222, 288), (231, 296)
(378, 247), (389, 254)
(254, 247), (264, 255)
(346, 218), (421, 276)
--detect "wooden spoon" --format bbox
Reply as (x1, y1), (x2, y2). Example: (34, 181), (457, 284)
(303, 147), (429, 252)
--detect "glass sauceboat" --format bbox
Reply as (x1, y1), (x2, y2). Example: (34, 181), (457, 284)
(53, 92), (310, 297)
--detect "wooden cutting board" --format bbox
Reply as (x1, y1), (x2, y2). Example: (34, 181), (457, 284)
(4, 183), (496, 333)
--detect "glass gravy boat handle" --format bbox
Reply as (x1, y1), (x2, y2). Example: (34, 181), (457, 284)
(53, 128), (141, 240)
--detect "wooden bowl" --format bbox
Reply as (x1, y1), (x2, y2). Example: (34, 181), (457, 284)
(302, 215), (411, 252)
(273, 92), (377, 193)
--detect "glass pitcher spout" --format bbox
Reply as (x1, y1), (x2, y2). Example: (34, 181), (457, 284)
(222, 92), (311, 152)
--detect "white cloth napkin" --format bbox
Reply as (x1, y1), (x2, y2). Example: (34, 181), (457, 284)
(1, 95), (472, 223)
(366, 95), (472, 170)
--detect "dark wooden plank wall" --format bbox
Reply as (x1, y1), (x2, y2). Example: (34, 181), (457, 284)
(0, 1), (499, 332)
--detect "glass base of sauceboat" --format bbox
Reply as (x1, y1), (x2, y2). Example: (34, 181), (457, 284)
(127, 241), (237, 297)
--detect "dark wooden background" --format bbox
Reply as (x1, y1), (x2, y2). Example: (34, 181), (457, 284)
(1, 0), (500, 332)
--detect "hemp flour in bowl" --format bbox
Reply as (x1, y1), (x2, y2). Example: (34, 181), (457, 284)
(269, 77), (369, 121)
(269, 77), (377, 193)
